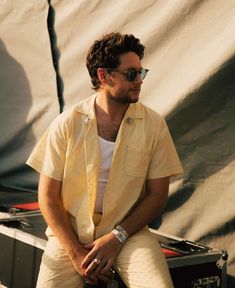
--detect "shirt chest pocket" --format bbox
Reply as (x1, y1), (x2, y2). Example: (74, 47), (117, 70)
(124, 146), (150, 178)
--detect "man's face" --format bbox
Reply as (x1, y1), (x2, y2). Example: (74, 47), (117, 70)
(106, 52), (144, 104)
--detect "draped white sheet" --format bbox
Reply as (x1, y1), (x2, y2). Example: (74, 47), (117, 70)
(0, 0), (235, 281)
(0, 1), (59, 190)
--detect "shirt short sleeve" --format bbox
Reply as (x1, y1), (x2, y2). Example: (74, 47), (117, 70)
(26, 115), (67, 181)
(147, 117), (183, 179)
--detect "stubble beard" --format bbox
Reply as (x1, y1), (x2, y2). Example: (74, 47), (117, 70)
(110, 91), (140, 104)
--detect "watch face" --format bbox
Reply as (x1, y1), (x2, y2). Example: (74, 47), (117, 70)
(112, 228), (127, 243)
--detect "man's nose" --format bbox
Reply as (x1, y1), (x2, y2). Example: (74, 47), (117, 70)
(134, 73), (143, 84)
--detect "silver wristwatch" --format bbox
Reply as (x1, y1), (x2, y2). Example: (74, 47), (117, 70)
(112, 225), (129, 243)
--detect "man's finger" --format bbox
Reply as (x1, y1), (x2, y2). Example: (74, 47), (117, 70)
(84, 258), (102, 276)
(101, 259), (114, 274)
(81, 251), (96, 268)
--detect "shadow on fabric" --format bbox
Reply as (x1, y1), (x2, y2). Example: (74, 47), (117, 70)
(0, 39), (36, 194)
(151, 54), (235, 222)
(150, 55), (235, 282)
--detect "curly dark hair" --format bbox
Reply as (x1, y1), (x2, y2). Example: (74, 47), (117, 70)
(86, 32), (145, 90)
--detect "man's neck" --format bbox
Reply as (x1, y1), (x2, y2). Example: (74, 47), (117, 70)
(95, 91), (129, 120)
(95, 91), (129, 141)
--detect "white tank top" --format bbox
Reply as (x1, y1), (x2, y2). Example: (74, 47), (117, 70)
(94, 136), (115, 213)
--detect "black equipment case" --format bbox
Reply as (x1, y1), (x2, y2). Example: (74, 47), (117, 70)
(152, 229), (227, 288)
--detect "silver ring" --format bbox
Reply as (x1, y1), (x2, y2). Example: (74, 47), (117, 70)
(93, 258), (101, 265)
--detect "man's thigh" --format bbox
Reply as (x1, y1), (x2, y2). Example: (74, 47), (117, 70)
(36, 236), (84, 288)
(115, 228), (173, 288)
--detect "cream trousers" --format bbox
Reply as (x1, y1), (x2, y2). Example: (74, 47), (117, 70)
(36, 227), (173, 288)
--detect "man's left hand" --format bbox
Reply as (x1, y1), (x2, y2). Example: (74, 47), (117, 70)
(81, 232), (123, 281)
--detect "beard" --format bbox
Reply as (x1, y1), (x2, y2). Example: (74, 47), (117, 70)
(109, 90), (140, 104)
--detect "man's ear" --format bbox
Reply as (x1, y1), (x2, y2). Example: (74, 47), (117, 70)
(97, 68), (107, 84)
(97, 68), (113, 86)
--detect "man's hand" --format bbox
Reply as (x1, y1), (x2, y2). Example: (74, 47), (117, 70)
(81, 232), (123, 283)
(69, 246), (105, 285)
(68, 247), (92, 280)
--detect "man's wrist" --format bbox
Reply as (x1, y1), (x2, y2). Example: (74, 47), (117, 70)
(67, 242), (84, 260)
(111, 225), (129, 244)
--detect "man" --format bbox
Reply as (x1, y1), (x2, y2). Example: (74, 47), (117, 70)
(27, 32), (183, 287)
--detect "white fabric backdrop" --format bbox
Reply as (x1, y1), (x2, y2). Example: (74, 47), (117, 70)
(0, 0), (235, 282)
(0, 1), (59, 190)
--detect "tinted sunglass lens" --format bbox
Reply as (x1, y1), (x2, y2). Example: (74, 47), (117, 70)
(140, 69), (148, 80)
(127, 70), (138, 81)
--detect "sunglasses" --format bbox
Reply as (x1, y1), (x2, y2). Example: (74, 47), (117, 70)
(107, 68), (149, 82)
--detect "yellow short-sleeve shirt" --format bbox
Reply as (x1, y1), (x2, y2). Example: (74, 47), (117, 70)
(27, 94), (183, 243)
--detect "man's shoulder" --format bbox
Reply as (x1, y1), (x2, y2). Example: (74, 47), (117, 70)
(73, 94), (96, 114)
(66, 94), (96, 114)
(134, 102), (164, 123)
(133, 102), (168, 139)
(55, 94), (96, 122)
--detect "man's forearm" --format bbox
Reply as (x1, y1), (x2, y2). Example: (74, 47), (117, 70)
(119, 192), (166, 236)
(40, 198), (84, 257)
(119, 177), (169, 237)
(38, 174), (84, 258)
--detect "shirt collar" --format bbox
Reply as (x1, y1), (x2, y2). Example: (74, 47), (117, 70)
(74, 93), (97, 119)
